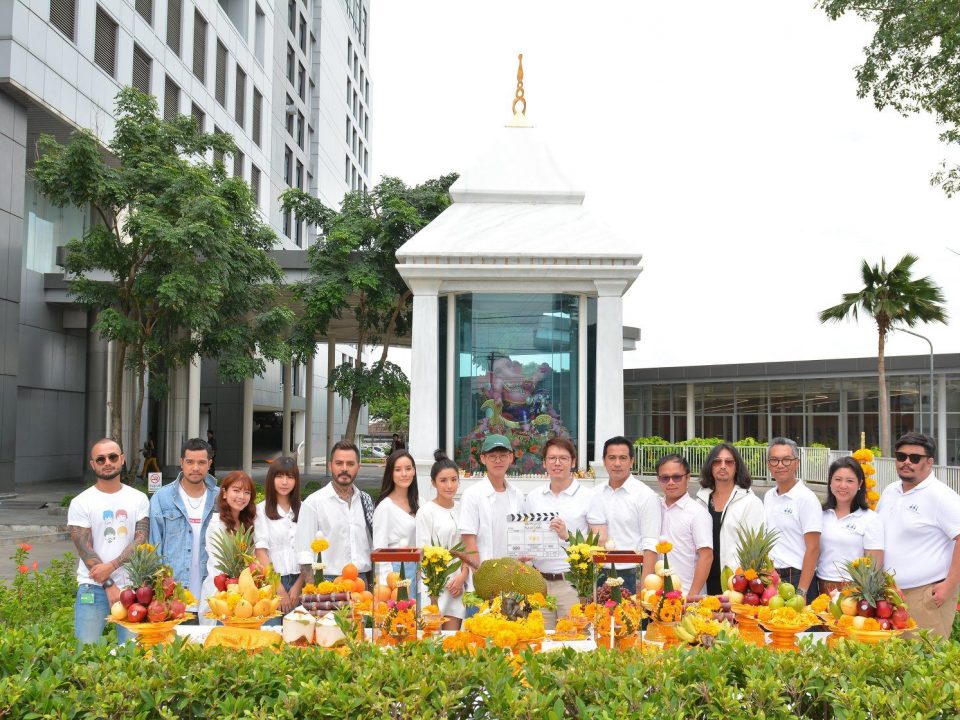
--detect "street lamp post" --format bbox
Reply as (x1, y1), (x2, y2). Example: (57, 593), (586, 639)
(894, 327), (934, 439)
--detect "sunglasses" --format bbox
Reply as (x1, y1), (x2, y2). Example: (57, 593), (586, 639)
(657, 474), (687, 484)
(93, 453), (121, 465)
(894, 452), (929, 464)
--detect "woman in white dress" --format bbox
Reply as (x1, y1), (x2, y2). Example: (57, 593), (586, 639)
(373, 450), (420, 601)
(416, 450), (469, 629)
(199, 471), (257, 625)
(254, 457), (302, 625)
(815, 457), (884, 595)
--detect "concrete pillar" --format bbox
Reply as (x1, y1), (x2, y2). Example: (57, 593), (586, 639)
(409, 280), (441, 494)
(163, 364), (190, 466)
(686, 382), (696, 440)
(445, 294), (456, 459)
(577, 294), (588, 471)
(242, 376), (253, 475)
(592, 280), (627, 465)
(187, 355), (201, 438)
(304, 351), (315, 472)
(84, 316), (109, 476)
(282, 361), (292, 457)
(326, 339), (336, 474)
(937, 373), (947, 466)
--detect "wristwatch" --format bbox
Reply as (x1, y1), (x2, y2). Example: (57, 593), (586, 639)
(102, 577), (115, 589)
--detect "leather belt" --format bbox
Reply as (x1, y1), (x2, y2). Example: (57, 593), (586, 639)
(540, 572), (565, 581)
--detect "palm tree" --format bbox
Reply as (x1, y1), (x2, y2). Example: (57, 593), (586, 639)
(819, 254), (947, 455)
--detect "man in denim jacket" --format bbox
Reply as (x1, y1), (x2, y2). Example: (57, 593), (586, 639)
(149, 438), (218, 619)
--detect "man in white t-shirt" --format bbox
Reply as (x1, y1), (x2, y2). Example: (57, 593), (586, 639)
(877, 432), (960, 639)
(656, 454), (712, 598)
(68, 439), (150, 645)
(525, 437), (606, 628)
(594, 436), (660, 594)
(763, 437), (822, 602)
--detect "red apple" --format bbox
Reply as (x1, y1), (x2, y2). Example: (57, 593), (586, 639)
(127, 603), (147, 622)
(731, 575), (749, 593)
(856, 599), (875, 618)
(136, 585), (154, 606)
(213, 573), (228, 592)
(877, 618), (893, 631)
(147, 600), (168, 623)
(891, 608), (909, 629)
(748, 578), (765, 595)
(170, 599), (186, 618)
(875, 599), (893, 619)
(119, 588), (137, 608)
(744, 592), (761, 606)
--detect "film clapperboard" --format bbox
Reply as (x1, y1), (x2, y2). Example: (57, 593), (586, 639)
(506, 512), (563, 559)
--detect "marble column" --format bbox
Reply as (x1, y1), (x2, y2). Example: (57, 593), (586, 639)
(187, 355), (201, 439)
(686, 383), (696, 440)
(409, 280), (441, 494)
(282, 361), (292, 457)
(242, 376), (253, 475)
(592, 280), (627, 465)
(445, 294), (456, 460)
(937, 374), (947, 466)
(577, 294), (588, 472)
(304, 351), (315, 472)
(326, 339), (336, 474)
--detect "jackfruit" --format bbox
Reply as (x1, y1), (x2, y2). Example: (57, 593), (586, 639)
(471, 557), (547, 600)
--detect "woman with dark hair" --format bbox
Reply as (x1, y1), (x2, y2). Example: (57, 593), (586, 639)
(815, 457), (884, 595)
(373, 450), (420, 600)
(695, 443), (765, 594)
(415, 450), (469, 629)
(254, 457), (303, 621)
(199, 471), (257, 624)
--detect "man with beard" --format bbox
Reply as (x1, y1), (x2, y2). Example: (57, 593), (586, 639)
(296, 440), (374, 583)
(68, 439), (150, 644)
(149, 437), (219, 618)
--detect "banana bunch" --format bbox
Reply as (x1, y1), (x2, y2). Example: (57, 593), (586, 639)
(673, 613), (699, 645)
(208, 567), (280, 619)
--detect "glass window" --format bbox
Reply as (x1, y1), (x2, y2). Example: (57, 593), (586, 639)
(25, 179), (88, 274)
(454, 293), (579, 474)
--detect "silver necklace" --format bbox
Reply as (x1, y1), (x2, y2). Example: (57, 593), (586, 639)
(184, 493), (204, 510)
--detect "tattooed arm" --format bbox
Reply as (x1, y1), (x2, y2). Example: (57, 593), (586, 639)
(69, 525), (114, 584)
(109, 517), (150, 570)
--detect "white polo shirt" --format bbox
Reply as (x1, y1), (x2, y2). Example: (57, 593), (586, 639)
(816, 508), (884, 582)
(295, 483), (371, 574)
(763, 480), (823, 570)
(660, 493), (713, 596)
(876, 473), (960, 589)
(524, 479), (606, 575)
(458, 476), (525, 565)
(594, 475), (661, 568)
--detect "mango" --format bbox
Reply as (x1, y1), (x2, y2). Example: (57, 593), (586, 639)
(253, 598), (272, 617)
(234, 598), (254, 618)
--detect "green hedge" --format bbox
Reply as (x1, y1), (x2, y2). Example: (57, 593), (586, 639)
(3, 551), (960, 718)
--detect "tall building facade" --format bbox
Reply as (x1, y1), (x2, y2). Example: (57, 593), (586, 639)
(0, 0), (372, 490)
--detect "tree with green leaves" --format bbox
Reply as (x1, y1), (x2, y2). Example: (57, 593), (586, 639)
(369, 385), (410, 435)
(281, 174), (457, 441)
(817, 1), (960, 195)
(819, 254), (947, 454)
(33, 88), (292, 475)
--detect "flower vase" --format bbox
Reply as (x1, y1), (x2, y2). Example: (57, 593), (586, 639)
(733, 612), (766, 647)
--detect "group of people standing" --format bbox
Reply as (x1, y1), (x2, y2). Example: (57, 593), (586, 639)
(68, 429), (960, 644)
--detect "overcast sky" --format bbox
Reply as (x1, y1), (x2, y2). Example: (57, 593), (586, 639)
(368, 1), (959, 370)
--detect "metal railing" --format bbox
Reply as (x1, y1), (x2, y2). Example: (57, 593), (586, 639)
(632, 444), (960, 494)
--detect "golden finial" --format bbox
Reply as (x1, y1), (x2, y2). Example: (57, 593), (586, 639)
(508, 53), (533, 127)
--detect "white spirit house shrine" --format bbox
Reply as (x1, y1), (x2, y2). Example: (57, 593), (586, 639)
(396, 74), (641, 495)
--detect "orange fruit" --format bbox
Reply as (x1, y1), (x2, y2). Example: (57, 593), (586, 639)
(386, 571), (401, 589)
(391, 587), (399, 601)
(373, 584), (392, 602)
(342, 563), (359, 580)
(359, 590), (373, 602)
(352, 577), (365, 593)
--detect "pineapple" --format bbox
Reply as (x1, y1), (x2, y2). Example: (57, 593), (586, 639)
(843, 557), (890, 607)
(210, 525), (255, 578)
(126, 544), (163, 589)
(734, 524), (779, 577)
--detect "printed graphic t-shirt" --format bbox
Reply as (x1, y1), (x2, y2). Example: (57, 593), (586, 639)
(67, 484), (150, 586)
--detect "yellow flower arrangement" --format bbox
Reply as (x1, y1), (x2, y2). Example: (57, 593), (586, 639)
(850, 556), (872, 570)
(565, 539), (601, 598)
(866, 490), (880, 504)
(655, 540), (673, 554)
(700, 596), (721, 612)
(137, 543), (157, 553)
(420, 541), (464, 601)
(744, 568), (758, 581)
(852, 448), (874, 463)
(809, 593), (831, 614)
(310, 537), (330, 554)
(861, 463), (876, 476)
(756, 606), (818, 629)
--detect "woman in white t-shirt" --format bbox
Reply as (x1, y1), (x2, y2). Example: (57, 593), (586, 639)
(254, 457), (302, 624)
(415, 450), (469, 629)
(199, 471), (257, 625)
(816, 457), (884, 595)
(373, 450), (419, 601)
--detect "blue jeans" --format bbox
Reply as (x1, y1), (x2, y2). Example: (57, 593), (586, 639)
(264, 574), (300, 626)
(596, 568), (638, 595)
(75, 584), (131, 646)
